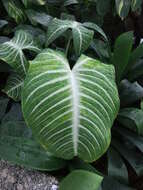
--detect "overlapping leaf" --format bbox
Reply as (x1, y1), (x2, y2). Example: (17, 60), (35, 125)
(22, 49), (119, 162)
(0, 30), (41, 77)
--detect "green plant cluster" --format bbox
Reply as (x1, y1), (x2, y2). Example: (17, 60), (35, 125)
(0, 0), (143, 190)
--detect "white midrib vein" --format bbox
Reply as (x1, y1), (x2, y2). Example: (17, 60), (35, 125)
(69, 69), (80, 156)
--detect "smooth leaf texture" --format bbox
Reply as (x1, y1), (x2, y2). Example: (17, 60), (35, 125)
(112, 139), (143, 176)
(26, 10), (52, 27)
(3, 72), (24, 101)
(111, 31), (133, 83)
(119, 79), (143, 106)
(21, 0), (46, 7)
(46, 18), (94, 56)
(102, 177), (135, 190)
(0, 20), (8, 29)
(59, 170), (103, 190)
(108, 147), (128, 184)
(117, 108), (143, 135)
(0, 30), (41, 77)
(22, 49), (119, 162)
(0, 121), (66, 171)
(115, 126), (143, 152)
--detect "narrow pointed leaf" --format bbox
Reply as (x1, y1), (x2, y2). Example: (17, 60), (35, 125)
(0, 30), (41, 77)
(83, 22), (108, 41)
(22, 49), (119, 162)
(59, 170), (103, 190)
(111, 32), (133, 83)
(3, 72), (24, 101)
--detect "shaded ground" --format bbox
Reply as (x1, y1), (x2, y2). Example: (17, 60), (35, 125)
(0, 160), (58, 190)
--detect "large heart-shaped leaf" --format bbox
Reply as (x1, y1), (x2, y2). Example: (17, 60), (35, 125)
(22, 49), (119, 162)
(0, 30), (41, 77)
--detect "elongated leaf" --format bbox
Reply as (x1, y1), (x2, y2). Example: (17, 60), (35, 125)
(115, 0), (131, 19)
(111, 32), (133, 83)
(59, 170), (103, 190)
(0, 121), (66, 171)
(108, 147), (128, 184)
(22, 49), (119, 162)
(21, 0), (46, 7)
(2, 0), (26, 23)
(115, 126), (143, 152)
(0, 30), (41, 77)
(46, 18), (94, 56)
(83, 22), (108, 41)
(117, 108), (143, 135)
(113, 139), (143, 176)
(3, 73), (24, 101)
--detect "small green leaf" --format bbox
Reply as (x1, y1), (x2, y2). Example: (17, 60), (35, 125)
(59, 170), (103, 190)
(0, 30), (41, 77)
(116, 0), (131, 19)
(3, 73), (24, 101)
(111, 32), (133, 83)
(2, 0), (26, 23)
(117, 108), (143, 135)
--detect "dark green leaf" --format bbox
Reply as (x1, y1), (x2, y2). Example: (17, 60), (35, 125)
(112, 139), (143, 176)
(111, 32), (133, 83)
(108, 147), (128, 184)
(119, 79), (143, 106)
(26, 10), (52, 27)
(117, 108), (143, 135)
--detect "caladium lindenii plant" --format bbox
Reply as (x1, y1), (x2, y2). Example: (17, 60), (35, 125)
(22, 48), (119, 162)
